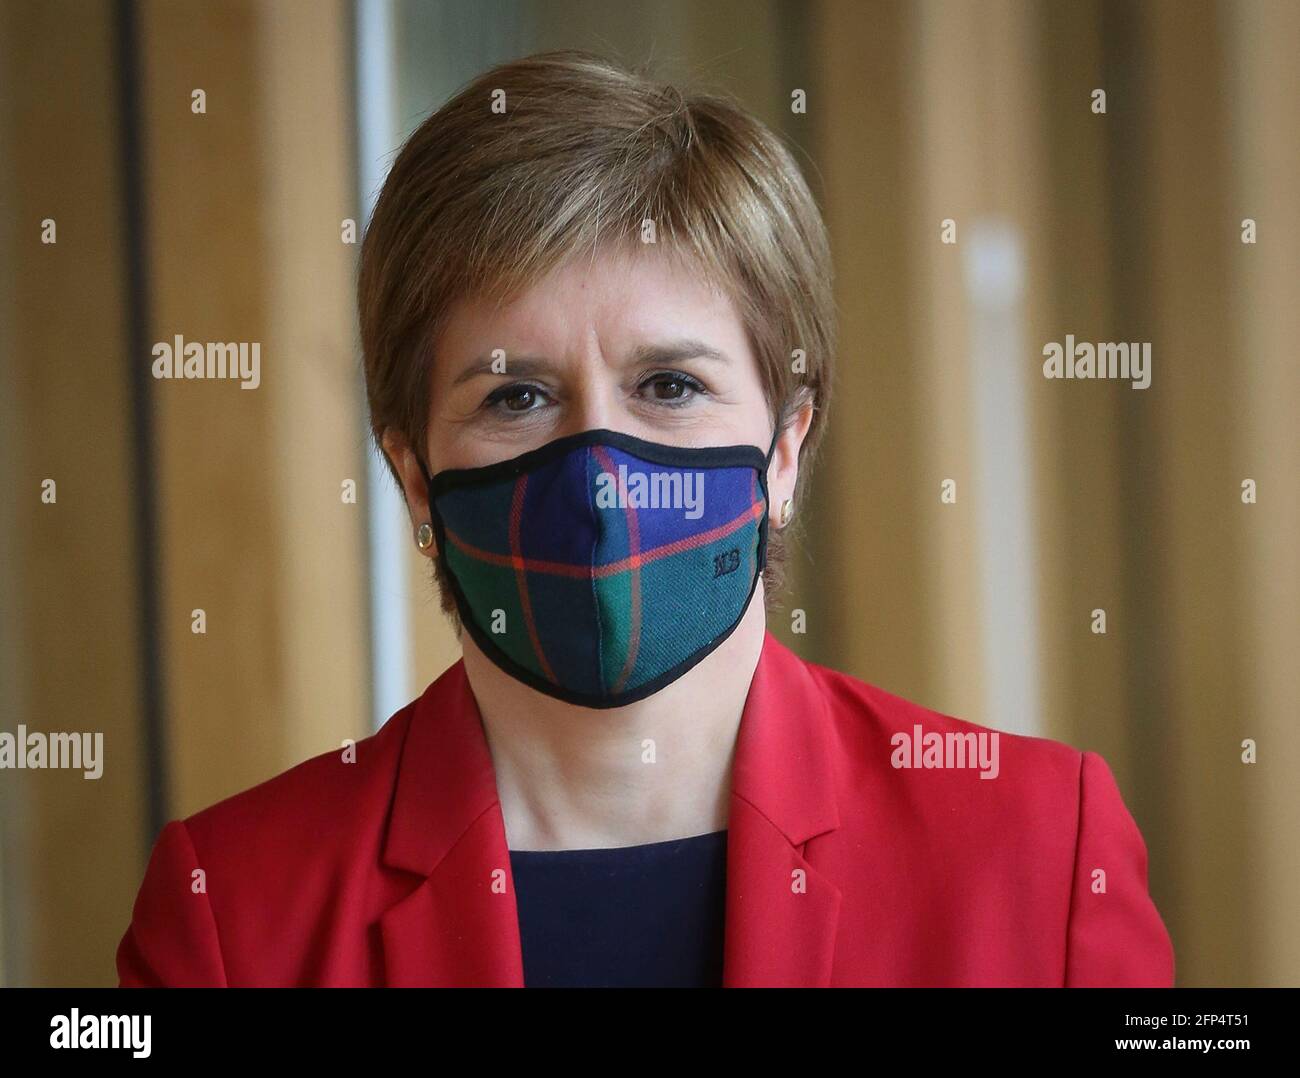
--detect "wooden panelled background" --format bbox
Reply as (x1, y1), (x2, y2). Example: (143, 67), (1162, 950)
(1, 0), (370, 984)
(0, 0), (145, 988)
(0, 0), (1295, 986)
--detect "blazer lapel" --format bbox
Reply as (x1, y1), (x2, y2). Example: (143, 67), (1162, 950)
(379, 662), (524, 987)
(722, 632), (843, 987)
(377, 631), (841, 988)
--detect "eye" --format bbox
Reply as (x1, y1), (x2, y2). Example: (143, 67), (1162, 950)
(639, 370), (706, 406)
(484, 382), (549, 414)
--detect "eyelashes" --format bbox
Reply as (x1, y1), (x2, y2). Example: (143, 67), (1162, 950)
(483, 382), (545, 413)
(480, 370), (709, 416)
(638, 369), (707, 406)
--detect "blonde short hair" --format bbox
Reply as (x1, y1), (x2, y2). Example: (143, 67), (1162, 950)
(359, 48), (836, 614)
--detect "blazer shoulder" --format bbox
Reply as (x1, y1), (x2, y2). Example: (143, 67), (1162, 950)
(181, 697), (415, 854)
(118, 683), (443, 986)
(798, 655), (1174, 986)
(802, 655), (1082, 789)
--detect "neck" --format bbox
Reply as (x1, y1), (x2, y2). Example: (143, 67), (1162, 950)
(461, 587), (768, 851)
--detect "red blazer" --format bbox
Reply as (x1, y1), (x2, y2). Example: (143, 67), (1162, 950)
(117, 631), (1175, 987)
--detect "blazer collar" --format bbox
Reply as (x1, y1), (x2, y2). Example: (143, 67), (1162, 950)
(720, 630), (843, 986)
(379, 629), (842, 987)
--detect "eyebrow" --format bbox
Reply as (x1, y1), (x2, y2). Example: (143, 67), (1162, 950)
(450, 338), (731, 386)
(629, 339), (731, 368)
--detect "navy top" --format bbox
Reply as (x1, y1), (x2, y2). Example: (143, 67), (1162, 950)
(508, 829), (728, 988)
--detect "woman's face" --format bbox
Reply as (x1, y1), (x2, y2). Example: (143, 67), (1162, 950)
(385, 246), (808, 537)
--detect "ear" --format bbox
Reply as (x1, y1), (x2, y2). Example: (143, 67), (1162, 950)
(381, 427), (435, 556)
(766, 392), (815, 530)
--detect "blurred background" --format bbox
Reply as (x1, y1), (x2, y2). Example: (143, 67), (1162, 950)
(1, 0), (1296, 987)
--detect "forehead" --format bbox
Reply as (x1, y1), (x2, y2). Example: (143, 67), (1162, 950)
(434, 246), (749, 363)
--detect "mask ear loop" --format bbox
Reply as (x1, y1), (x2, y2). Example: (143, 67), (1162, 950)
(757, 423), (781, 573)
(764, 423), (780, 468)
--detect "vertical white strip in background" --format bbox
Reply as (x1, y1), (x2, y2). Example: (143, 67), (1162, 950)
(963, 221), (1041, 736)
(356, 0), (412, 731)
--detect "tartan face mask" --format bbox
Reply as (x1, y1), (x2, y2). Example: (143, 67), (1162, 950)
(421, 427), (775, 709)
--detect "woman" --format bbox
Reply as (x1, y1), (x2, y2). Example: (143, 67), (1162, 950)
(117, 49), (1174, 988)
